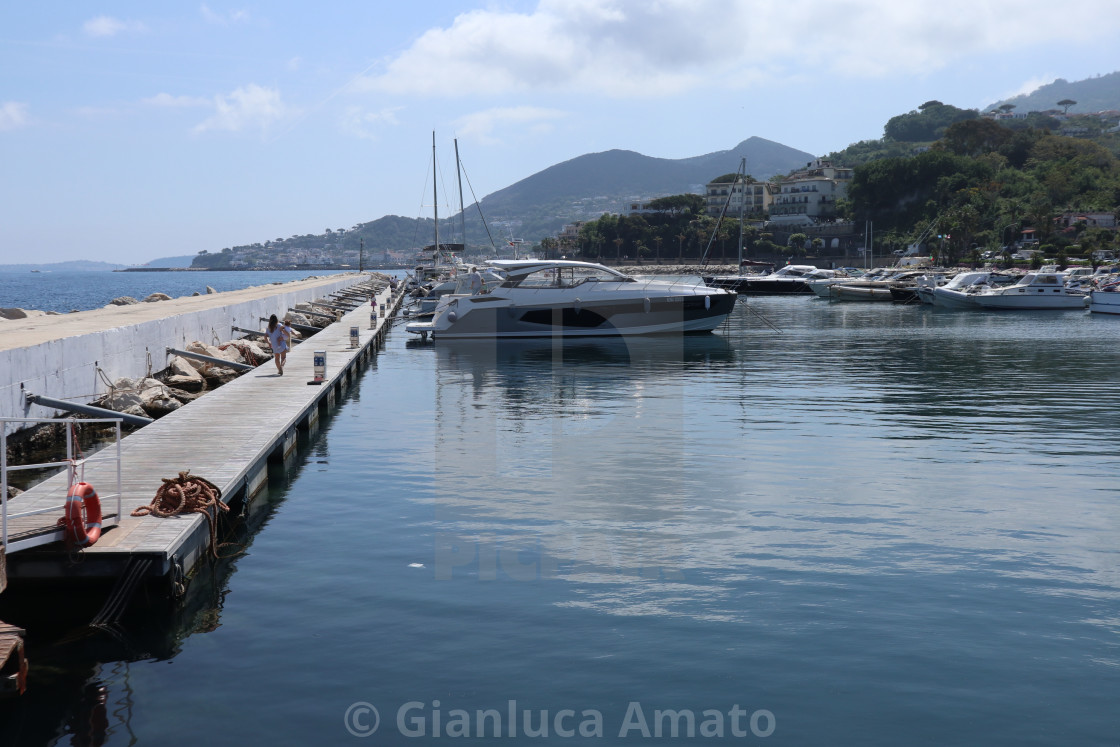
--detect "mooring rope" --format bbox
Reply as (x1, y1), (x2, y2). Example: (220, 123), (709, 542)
(130, 470), (242, 558)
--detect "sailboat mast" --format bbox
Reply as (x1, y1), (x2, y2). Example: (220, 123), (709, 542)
(432, 132), (440, 262)
(737, 157), (746, 266)
(454, 138), (466, 256)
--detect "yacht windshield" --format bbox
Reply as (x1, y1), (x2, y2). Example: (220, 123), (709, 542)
(503, 266), (632, 288)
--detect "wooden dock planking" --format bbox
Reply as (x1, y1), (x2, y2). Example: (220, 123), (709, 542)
(3, 282), (403, 581)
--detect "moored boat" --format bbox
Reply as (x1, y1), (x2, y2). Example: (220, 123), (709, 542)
(406, 260), (736, 340)
(969, 272), (1089, 310)
(704, 264), (824, 295)
(1089, 280), (1120, 314)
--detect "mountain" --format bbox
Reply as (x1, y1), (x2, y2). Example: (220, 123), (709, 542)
(205, 136), (817, 265)
(0, 260), (128, 272)
(987, 71), (1120, 114)
(475, 137), (816, 238)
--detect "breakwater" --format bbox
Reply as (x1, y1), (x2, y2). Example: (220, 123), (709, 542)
(0, 274), (369, 437)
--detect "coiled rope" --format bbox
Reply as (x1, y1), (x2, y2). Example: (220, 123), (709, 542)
(131, 471), (241, 558)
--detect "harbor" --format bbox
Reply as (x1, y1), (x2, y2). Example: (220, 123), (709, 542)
(1, 276), (1119, 743)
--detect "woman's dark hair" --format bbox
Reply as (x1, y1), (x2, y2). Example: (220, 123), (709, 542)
(268, 314), (278, 330)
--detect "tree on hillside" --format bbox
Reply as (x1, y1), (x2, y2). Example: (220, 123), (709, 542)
(646, 194), (705, 214)
(1058, 99), (1077, 114)
(885, 102), (979, 142)
(941, 118), (1015, 157)
(998, 104), (1016, 114)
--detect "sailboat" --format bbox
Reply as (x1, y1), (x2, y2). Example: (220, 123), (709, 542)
(411, 133), (466, 287)
(701, 159), (828, 294)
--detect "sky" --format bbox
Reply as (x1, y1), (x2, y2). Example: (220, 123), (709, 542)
(3, 1), (1120, 265)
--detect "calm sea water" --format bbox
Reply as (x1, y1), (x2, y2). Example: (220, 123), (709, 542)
(2, 285), (1119, 745)
(0, 269), (356, 313)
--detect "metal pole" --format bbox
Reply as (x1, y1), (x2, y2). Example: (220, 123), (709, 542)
(455, 138), (467, 257)
(116, 420), (122, 522)
(66, 419), (74, 489)
(24, 394), (153, 427)
(2, 423), (8, 549)
(166, 347), (254, 372)
(433, 131), (440, 265)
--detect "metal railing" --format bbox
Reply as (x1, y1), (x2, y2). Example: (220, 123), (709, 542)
(1, 417), (123, 553)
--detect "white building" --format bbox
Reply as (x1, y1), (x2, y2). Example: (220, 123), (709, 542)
(704, 178), (771, 217)
(767, 159), (853, 222)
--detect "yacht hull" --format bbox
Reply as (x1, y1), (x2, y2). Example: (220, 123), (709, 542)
(970, 294), (1088, 310)
(418, 293), (737, 339)
(1088, 289), (1120, 314)
(703, 276), (813, 295)
(930, 289), (982, 309)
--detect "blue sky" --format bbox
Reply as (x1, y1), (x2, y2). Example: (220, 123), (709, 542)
(3, 1), (1119, 264)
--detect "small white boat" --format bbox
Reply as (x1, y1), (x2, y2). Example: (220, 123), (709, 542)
(969, 272), (1089, 310)
(807, 268), (865, 298)
(1089, 280), (1120, 314)
(828, 270), (926, 302)
(406, 259), (737, 340)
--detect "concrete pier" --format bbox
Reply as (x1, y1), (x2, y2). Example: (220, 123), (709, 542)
(0, 274), (368, 435)
(1, 281), (405, 586)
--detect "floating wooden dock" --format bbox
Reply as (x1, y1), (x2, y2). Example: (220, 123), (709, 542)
(2, 281), (404, 586)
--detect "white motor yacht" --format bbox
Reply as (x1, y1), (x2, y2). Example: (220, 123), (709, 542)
(405, 260), (737, 340)
(928, 271), (1013, 308)
(969, 272), (1089, 310)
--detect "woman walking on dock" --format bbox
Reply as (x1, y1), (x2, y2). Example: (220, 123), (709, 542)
(266, 314), (287, 375)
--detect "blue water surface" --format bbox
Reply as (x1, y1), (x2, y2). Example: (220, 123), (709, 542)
(2, 293), (1119, 745)
(0, 269), (356, 313)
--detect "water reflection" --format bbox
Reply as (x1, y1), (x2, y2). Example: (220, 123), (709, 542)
(420, 302), (1120, 631)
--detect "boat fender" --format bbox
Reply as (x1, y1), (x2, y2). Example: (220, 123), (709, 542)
(704, 296), (711, 310)
(61, 481), (102, 547)
(447, 311), (457, 323)
(643, 297), (651, 313)
(574, 298), (581, 313)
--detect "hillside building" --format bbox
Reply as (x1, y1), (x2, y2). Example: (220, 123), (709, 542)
(768, 159), (853, 222)
(704, 178), (771, 217)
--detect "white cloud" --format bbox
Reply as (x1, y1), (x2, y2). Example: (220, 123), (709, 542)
(200, 4), (249, 26)
(453, 106), (567, 145)
(82, 16), (147, 38)
(340, 106), (403, 140)
(0, 102), (29, 131)
(356, 0), (1120, 98)
(144, 93), (211, 108)
(286, 56), (303, 72)
(194, 84), (288, 134)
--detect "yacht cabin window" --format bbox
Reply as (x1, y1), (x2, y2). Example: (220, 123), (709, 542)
(503, 266), (632, 288)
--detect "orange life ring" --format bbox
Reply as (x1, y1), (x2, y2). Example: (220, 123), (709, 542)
(63, 482), (102, 547)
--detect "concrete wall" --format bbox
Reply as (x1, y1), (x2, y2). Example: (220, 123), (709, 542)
(1, 277), (365, 435)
